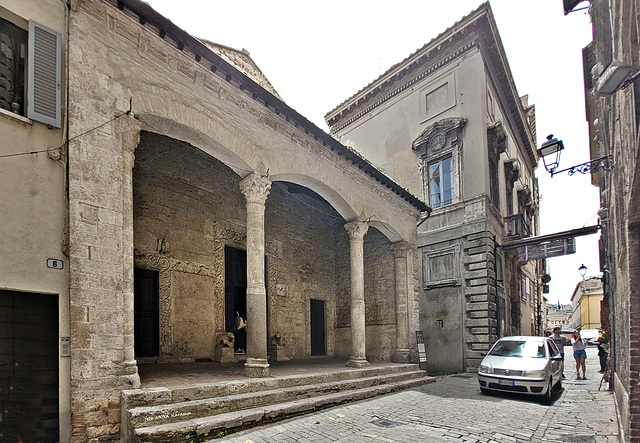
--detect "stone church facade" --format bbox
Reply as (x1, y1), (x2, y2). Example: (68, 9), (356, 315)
(326, 3), (543, 374)
(0, 0), (428, 440)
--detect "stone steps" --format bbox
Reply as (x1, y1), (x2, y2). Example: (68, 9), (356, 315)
(122, 364), (433, 442)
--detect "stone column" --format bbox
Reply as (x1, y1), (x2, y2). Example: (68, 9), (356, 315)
(240, 173), (271, 377)
(391, 241), (411, 363)
(121, 119), (141, 385)
(345, 220), (370, 368)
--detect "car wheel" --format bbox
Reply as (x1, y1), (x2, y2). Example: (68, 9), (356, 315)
(554, 376), (562, 392)
(542, 379), (553, 405)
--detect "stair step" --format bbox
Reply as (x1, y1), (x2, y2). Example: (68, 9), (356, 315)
(134, 377), (434, 442)
(128, 370), (427, 428)
(125, 363), (422, 407)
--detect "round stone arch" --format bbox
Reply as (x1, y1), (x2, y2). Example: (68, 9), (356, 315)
(269, 172), (358, 221)
(135, 113), (253, 178)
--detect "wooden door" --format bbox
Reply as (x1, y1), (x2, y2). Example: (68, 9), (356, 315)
(134, 268), (159, 358)
(0, 290), (59, 442)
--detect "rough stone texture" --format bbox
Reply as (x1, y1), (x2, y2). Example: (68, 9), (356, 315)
(62, 0), (422, 438)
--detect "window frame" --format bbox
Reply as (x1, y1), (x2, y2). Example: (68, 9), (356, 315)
(0, 11), (61, 127)
(428, 155), (453, 209)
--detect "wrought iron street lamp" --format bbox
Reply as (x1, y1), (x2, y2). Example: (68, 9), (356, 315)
(537, 134), (613, 177)
(579, 263), (587, 280)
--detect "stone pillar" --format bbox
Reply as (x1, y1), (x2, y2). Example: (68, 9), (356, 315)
(345, 220), (370, 368)
(121, 118), (141, 385)
(240, 173), (271, 377)
(391, 241), (411, 363)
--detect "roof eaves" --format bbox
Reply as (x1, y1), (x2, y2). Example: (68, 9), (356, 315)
(112, 0), (429, 214)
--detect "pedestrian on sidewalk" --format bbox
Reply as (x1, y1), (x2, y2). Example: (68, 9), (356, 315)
(551, 326), (567, 378)
(572, 330), (587, 379)
(596, 327), (611, 373)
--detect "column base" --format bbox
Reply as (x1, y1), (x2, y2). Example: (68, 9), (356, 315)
(391, 349), (411, 363)
(346, 356), (370, 368)
(244, 357), (270, 377)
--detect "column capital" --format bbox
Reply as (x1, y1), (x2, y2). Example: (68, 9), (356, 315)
(240, 173), (272, 204)
(391, 241), (409, 258)
(344, 220), (369, 240)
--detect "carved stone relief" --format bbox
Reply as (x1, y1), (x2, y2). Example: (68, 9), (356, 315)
(134, 224), (279, 358)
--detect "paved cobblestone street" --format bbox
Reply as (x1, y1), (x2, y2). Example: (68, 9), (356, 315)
(221, 347), (619, 442)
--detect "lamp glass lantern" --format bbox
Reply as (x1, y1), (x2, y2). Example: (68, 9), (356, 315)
(537, 134), (565, 174)
(579, 264), (587, 279)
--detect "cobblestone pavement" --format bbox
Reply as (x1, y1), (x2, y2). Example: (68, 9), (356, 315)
(220, 347), (619, 442)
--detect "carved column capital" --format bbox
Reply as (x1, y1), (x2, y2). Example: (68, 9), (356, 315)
(391, 241), (409, 258)
(240, 173), (272, 204)
(344, 220), (369, 241)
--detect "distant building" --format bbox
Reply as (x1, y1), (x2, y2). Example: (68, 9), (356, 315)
(546, 303), (573, 330)
(326, 3), (542, 374)
(570, 278), (603, 330)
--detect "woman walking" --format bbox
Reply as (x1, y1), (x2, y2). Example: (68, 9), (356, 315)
(572, 330), (588, 379)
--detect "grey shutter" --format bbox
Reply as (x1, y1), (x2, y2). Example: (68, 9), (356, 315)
(27, 20), (61, 128)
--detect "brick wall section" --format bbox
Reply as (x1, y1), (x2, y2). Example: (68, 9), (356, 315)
(629, 222), (640, 441)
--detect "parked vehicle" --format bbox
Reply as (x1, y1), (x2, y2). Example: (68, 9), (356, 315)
(579, 328), (601, 346)
(478, 336), (563, 404)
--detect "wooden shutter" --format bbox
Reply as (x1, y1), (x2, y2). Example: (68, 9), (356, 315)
(27, 20), (61, 128)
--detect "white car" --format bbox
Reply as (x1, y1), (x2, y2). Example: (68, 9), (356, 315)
(579, 328), (601, 346)
(477, 336), (564, 404)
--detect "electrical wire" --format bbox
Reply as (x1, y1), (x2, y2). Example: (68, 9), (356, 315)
(0, 111), (129, 159)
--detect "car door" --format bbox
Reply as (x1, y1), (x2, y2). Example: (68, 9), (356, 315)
(547, 339), (562, 380)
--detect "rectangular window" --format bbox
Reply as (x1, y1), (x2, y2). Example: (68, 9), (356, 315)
(429, 155), (453, 208)
(0, 15), (61, 127)
(0, 16), (27, 115)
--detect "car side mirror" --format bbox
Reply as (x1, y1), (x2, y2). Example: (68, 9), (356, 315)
(480, 352), (487, 357)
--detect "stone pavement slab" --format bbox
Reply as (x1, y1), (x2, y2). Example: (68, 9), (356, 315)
(219, 347), (619, 442)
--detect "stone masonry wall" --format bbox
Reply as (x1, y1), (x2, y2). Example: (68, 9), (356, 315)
(463, 227), (497, 371)
(134, 132), (345, 361)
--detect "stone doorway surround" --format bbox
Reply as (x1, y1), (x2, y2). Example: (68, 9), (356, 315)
(133, 222), (279, 363)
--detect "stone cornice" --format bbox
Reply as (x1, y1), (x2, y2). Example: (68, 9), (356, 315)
(326, 2), (538, 169)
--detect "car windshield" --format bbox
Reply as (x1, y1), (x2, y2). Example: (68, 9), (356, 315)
(489, 340), (546, 358)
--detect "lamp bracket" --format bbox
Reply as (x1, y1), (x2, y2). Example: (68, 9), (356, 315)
(550, 155), (613, 177)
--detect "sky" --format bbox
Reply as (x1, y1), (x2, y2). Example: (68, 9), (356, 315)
(144, 0), (599, 305)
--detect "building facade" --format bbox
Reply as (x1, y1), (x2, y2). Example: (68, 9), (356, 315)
(546, 303), (573, 330)
(326, 2), (543, 374)
(569, 277), (603, 330)
(574, 0), (640, 440)
(0, 0), (428, 440)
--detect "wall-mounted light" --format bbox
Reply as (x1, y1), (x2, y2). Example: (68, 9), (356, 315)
(579, 263), (587, 280)
(537, 134), (564, 175)
(537, 134), (613, 177)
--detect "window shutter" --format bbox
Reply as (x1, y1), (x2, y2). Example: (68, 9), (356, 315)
(27, 20), (61, 128)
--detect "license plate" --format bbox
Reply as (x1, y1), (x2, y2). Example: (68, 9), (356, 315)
(498, 379), (515, 386)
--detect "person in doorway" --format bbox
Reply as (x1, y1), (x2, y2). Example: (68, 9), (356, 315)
(572, 330), (587, 379)
(234, 311), (246, 353)
(551, 327), (567, 378)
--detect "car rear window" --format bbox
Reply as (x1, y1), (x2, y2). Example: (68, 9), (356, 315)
(489, 340), (546, 358)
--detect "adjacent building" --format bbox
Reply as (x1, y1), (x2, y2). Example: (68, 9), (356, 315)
(326, 2), (543, 374)
(546, 303), (573, 331)
(0, 0), (428, 440)
(569, 277), (603, 330)
(571, 0), (640, 439)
